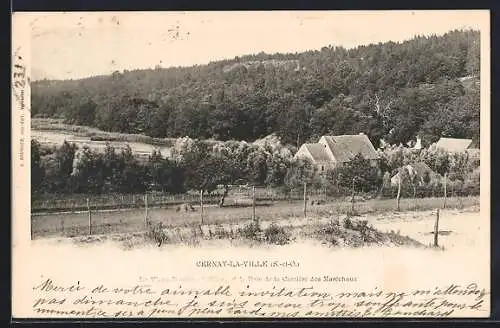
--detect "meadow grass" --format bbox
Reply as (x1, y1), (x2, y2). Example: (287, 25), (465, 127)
(32, 118), (176, 147)
(32, 196), (478, 239)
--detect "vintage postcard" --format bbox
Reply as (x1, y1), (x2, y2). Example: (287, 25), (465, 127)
(12, 10), (490, 319)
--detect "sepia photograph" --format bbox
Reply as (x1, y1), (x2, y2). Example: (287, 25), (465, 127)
(12, 10), (490, 319)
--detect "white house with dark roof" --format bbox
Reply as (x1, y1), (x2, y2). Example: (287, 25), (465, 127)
(294, 143), (335, 172)
(294, 134), (380, 172)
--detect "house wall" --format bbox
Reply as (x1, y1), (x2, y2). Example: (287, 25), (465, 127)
(316, 161), (336, 173)
(295, 145), (337, 174)
(294, 145), (315, 162)
(318, 137), (337, 163)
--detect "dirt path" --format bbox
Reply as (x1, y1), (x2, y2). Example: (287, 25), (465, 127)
(365, 207), (481, 248)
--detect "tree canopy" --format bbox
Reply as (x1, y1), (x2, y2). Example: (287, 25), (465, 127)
(32, 29), (480, 147)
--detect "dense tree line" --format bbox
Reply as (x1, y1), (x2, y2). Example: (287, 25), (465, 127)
(32, 30), (480, 148)
(32, 137), (480, 199)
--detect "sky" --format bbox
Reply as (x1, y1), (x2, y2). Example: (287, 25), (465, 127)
(20, 10), (488, 81)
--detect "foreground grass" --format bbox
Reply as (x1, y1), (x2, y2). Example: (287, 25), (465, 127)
(71, 215), (427, 250)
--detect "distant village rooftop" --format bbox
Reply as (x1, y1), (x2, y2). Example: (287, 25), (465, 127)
(295, 134), (379, 169)
(435, 137), (474, 152)
(319, 134), (379, 162)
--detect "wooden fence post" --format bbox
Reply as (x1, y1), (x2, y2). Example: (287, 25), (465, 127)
(144, 193), (149, 225)
(443, 173), (447, 209)
(413, 184), (417, 211)
(87, 198), (92, 235)
(351, 178), (355, 214)
(434, 208), (440, 247)
(200, 190), (204, 225)
(303, 182), (307, 219)
(252, 185), (256, 223)
(396, 175), (401, 212)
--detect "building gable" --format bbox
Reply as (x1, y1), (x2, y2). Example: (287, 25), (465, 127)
(319, 134), (379, 163)
(435, 137), (473, 152)
(295, 143), (331, 163)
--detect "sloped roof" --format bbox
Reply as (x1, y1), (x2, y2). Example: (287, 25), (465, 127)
(303, 143), (331, 162)
(435, 138), (472, 152)
(390, 162), (436, 184)
(410, 162), (434, 177)
(322, 135), (379, 162)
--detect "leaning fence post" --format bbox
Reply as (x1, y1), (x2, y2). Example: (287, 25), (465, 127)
(396, 175), (401, 212)
(87, 198), (92, 235)
(434, 208), (440, 247)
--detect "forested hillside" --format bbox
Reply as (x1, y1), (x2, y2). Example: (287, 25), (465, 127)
(31, 29), (480, 148)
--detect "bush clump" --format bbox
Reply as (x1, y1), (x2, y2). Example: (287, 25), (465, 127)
(264, 223), (290, 245)
(146, 221), (168, 246)
(343, 217), (354, 229)
(237, 221), (262, 240)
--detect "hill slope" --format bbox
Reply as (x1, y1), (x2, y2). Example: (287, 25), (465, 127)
(31, 29), (480, 148)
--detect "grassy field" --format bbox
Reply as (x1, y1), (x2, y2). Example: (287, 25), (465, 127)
(31, 118), (175, 159)
(31, 118), (224, 160)
(31, 196), (479, 239)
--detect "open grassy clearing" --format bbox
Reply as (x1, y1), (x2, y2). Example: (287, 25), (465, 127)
(32, 196), (478, 240)
(32, 118), (176, 146)
(31, 129), (173, 159)
(31, 118), (220, 159)
(50, 205), (480, 252)
(31, 118), (175, 159)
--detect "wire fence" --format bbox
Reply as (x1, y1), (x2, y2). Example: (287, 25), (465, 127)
(31, 187), (332, 213)
(31, 182), (479, 214)
(30, 181), (480, 240)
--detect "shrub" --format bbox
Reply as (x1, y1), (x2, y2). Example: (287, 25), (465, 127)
(320, 219), (342, 245)
(146, 221), (168, 246)
(237, 221), (262, 240)
(213, 224), (230, 239)
(264, 223), (290, 245)
(352, 219), (370, 241)
(343, 217), (354, 229)
(323, 218), (341, 234)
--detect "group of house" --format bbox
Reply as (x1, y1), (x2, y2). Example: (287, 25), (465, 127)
(294, 134), (478, 186)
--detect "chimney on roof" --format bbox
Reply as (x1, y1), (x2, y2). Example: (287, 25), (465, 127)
(414, 135), (422, 150)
